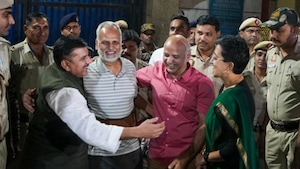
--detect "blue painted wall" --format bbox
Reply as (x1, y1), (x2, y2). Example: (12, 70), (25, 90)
(9, 0), (144, 49)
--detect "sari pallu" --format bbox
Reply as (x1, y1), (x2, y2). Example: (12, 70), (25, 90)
(205, 85), (258, 169)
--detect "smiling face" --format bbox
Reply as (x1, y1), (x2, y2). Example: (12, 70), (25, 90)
(24, 17), (49, 45)
(96, 26), (122, 63)
(0, 7), (14, 37)
(163, 35), (190, 78)
(63, 47), (91, 77)
(211, 45), (231, 78)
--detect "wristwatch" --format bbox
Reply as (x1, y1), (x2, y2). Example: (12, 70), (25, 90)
(204, 151), (210, 164)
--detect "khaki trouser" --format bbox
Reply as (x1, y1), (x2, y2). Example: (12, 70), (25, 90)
(0, 138), (7, 169)
(265, 122), (298, 169)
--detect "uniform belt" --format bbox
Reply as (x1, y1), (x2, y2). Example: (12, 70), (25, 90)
(95, 111), (136, 127)
(270, 120), (299, 132)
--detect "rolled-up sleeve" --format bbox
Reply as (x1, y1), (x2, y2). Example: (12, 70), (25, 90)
(46, 87), (123, 153)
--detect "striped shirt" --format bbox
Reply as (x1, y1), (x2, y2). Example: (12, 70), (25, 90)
(84, 57), (139, 156)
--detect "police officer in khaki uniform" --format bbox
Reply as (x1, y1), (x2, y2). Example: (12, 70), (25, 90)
(9, 12), (54, 159)
(0, 0), (15, 168)
(139, 23), (158, 63)
(264, 7), (300, 169)
(189, 15), (223, 96)
(239, 17), (262, 70)
(243, 41), (273, 169)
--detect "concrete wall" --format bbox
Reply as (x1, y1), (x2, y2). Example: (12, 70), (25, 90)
(144, 0), (179, 47)
(145, 0), (263, 46)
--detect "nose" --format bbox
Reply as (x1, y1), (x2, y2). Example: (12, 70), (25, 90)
(122, 47), (128, 53)
(269, 30), (277, 39)
(166, 56), (175, 63)
(108, 43), (114, 50)
(9, 15), (15, 25)
(86, 56), (92, 64)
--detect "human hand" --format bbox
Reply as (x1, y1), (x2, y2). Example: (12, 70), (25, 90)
(195, 153), (206, 169)
(137, 117), (165, 138)
(168, 158), (188, 169)
(22, 88), (36, 113)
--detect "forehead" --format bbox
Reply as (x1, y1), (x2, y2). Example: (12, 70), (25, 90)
(272, 24), (291, 31)
(0, 8), (12, 14)
(66, 22), (79, 26)
(214, 44), (223, 54)
(29, 17), (48, 26)
(170, 19), (188, 28)
(196, 24), (217, 32)
(164, 39), (187, 53)
(123, 40), (138, 47)
(69, 47), (88, 59)
(244, 26), (261, 31)
(99, 26), (120, 40)
(255, 49), (267, 53)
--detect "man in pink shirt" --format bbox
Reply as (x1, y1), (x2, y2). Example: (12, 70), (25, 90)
(136, 35), (215, 169)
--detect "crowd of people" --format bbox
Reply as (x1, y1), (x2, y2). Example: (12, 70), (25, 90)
(0, 0), (300, 169)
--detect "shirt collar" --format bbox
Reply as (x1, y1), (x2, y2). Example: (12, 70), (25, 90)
(23, 38), (51, 56)
(163, 62), (193, 81)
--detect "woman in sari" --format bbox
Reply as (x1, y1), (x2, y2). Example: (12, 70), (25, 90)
(196, 35), (258, 169)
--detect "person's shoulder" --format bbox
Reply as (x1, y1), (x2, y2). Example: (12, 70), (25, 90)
(190, 45), (197, 54)
(121, 57), (136, 70)
(11, 41), (25, 51)
(137, 58), (149, 69)
(152, 47), (163, 55)
(0, 37), (10, 45)
(45, 45), (54, 51)
(189, 67), (213, 84)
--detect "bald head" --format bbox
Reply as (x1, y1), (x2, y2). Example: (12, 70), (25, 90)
(163, 35), (191, 78)
(164, 35), (191, 54)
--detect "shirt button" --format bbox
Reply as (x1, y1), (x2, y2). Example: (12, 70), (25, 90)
(168, 105), (171, 108)
(166, 132), (168, 135)
(165, 144), (168, 147)
(169, 92), (172, 95)
(166, 118), (169, 121)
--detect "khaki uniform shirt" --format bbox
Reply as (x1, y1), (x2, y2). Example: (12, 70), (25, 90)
(243, 70), (267, 126)
(0, 37), (11, 140)
(189, 45), (223, 96)
(10, 38), (54, 116)
(135, 59), (151, 120)
(244, 52), (255, 71)
(266, 38), (300, 122)
(11, 38), (54, 95)
(139, 42), (158, 63)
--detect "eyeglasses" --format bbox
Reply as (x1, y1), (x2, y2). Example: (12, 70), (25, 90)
(211, 53), (224, 62)
(64, 25), (80, 31)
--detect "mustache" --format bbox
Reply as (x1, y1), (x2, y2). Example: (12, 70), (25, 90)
(121, 52), (131, 57)
(271, 38), (280, 43)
